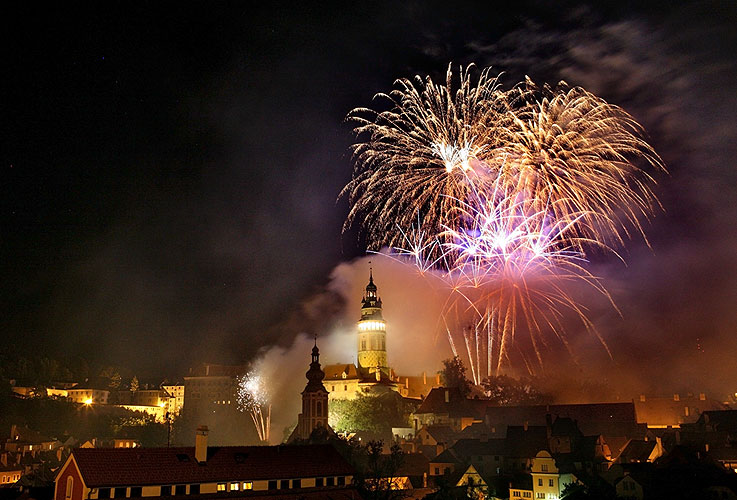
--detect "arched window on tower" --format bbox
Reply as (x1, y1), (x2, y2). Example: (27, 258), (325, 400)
(316, 401), (322, 417)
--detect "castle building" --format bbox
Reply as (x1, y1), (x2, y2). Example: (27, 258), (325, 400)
(357, 269), (388, 377)
(287, 340), (335, 442)
(323, 270), (399, 400)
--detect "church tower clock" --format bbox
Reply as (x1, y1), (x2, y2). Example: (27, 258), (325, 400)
(357, 268), (387, 377)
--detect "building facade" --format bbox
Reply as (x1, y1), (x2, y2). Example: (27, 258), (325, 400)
(53, 433), (356, 500)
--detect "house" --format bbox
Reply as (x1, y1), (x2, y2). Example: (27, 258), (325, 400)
(53, 428), (357, 499)
(412, 388), (486, 432)
(0, 466), (22, 487)
(66, 387), (110, 405)
(530, 450), (578, 500)
(634, 393), (726, 428)
(455, 464), (495, 499)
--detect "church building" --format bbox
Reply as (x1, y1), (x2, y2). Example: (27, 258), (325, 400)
(287, 340), (336, 442)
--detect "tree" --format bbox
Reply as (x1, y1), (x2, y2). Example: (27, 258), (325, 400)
(129, 375), (139, 393)
(329, 391), (417, 438)
(440, 357), (472, 397)
(480, 375), (549, 405)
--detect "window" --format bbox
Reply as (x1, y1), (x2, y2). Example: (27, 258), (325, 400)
(344, 385), (347, 391)
(65, 477), (74, 500)
(316, 477), (324, 487)
(316, 401), (322, 417)
(548, 479), (554, 487)
(230, 482), (239, 491)
(268, 480), (277, 490)
(435, 468), (440, 475)
(326, 477), (335, 486)
(242, 482), (253, 490)
(190, 485), (200, 495)
(537, 494), (545, 499)
(538, 478), (542, 487)
(160, 486), (171, 496)
(331, 386), (335, 391)
(293, 479), (301, 488)
(280, 480), (289, 489)
(524, 493), (532, 498)
(98, 488), (111, 498)
(541, 464), (548, 472)
(513, 492), (521, 498)
(175, 485), (186, 495)
(114, 487), (127, 498)
(337, 476), (345, 486)
(130, 486), (142, 497)
(217, 483), (226, 492)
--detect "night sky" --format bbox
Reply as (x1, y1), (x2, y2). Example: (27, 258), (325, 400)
(3, 2), (737, 392)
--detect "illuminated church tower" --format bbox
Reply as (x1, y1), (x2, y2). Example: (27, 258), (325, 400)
(288, 339), (331, 442)
(357, 268), (388, 377)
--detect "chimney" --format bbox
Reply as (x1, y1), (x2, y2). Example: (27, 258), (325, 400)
(423, 372), (426, 385)
(195, 425), (209, 463)
(436, 373), (440, 385)
(445, 389), (450, 403)
(405, 378), (409, 389)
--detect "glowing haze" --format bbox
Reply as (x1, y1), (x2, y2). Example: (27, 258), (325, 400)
(343, 65), (664, 376)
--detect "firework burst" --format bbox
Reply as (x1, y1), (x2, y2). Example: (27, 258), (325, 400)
(343, 64), (513, 258)
(236, 373), (271, 443)
(348, 65), (663, 376)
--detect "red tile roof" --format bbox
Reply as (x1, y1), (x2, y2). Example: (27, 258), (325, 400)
(70, 445), (355, 487)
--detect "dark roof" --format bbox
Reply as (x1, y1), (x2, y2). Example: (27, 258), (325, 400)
(616, 439), (657, 463)
(700, 410), (737, 432)
(450, 438), (507, 459)
(430, 449), (460, 465)
(323, 364), (360, 381)
(551, 417), (583, 438)
(634, 396), (725, 427)
(396, 453), (430, 477)
(69, 445), (355, 487)
(505, 426), (548, 458)
(421, 425), (457, 445)
(414, 388), (487, 418)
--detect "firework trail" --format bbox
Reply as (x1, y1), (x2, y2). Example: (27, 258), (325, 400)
(236, 373), (271, 443)
(347, 64), (663, 376)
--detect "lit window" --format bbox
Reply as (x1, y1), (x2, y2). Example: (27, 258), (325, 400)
(65, 476), (73, 500)
(243, 482), (253, 490)
(230, 482), (239, 491)
(217, 483), (226, 492)
(549, 479), (554, 487)
(541, 464), (548, 472)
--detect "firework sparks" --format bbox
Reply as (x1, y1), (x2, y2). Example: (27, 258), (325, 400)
(236, 373), (271, 443)
(346, 64), (663, 376)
